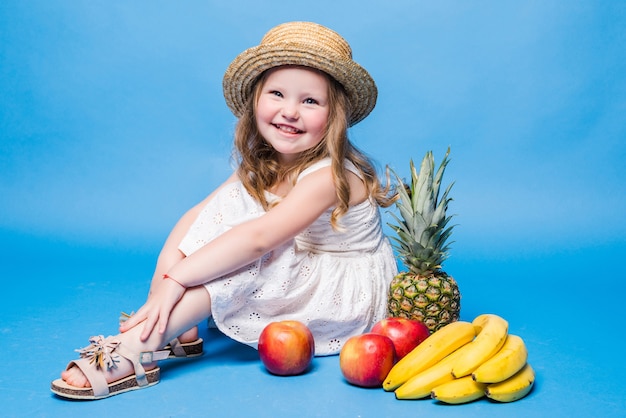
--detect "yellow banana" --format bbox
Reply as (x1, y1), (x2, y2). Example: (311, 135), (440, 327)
(485, 363), (535, 402)
(472, 334), (527, 383)
(431, 375), (487, 404)
(383, 321), (476, 391)
(450, 314), (508, 378)
(394, 340), (475, 399)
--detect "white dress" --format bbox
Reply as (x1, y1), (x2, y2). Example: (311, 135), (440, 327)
(178, 158), (398, 355)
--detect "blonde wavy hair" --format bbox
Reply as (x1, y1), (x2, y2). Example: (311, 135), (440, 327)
(233, 67), (395, 230)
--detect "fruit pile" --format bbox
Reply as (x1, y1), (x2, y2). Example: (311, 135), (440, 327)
(370, 151), (535, 403)
(340, 314), (534, 404)
(257, 316), (534, 404)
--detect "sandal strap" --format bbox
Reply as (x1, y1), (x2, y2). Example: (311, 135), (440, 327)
(115, 344), (170, 386)
(68, 358), (109, 398)
(167, 338), (187, 357)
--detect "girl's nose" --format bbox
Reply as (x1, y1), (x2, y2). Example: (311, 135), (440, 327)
(281, 102), (299, 120)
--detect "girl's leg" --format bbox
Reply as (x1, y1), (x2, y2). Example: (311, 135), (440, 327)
(61, 285), (212, 388)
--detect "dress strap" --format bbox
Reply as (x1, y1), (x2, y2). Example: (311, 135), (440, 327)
(297, 158), (362, 182)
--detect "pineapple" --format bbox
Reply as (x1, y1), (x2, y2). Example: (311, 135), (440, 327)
(387, 148), (461, 332)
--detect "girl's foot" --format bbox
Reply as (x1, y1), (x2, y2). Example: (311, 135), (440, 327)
(52, 334), (163, 399)
(58, 326), (199, 389)
(59, 332), (160, 390)
(60, 359), (158, 389)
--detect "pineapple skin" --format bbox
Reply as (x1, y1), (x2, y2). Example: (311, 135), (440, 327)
(387, 270), (461, 332)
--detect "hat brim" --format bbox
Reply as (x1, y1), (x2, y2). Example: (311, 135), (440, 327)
(223, 43), (377, 126)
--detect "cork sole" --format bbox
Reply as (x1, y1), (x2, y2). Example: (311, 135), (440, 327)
(50, 367), (160, 400)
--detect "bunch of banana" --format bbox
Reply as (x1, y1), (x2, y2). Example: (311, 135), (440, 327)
(385, 313), (535, 403)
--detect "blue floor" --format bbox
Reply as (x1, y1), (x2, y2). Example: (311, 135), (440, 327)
(1, 229), (624, 417)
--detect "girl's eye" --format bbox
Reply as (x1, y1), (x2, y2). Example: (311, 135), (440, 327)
(304, 98), (318, 105)
(270, 90), (283, 97)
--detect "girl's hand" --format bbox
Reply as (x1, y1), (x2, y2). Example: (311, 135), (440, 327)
(119, 276), (186, 341)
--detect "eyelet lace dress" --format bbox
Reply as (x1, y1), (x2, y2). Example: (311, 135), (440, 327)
(178, 159), (398, 355)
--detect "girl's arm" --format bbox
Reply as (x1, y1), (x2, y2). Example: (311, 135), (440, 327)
(167, 166), (338, 287)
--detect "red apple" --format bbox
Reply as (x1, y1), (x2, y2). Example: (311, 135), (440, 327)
(370, 317), (430, 360)
(339, 333), (396, 387)
(258, 320), (315, 376)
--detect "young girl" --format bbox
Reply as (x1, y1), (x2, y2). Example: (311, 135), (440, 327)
(51, 21), (398, 400)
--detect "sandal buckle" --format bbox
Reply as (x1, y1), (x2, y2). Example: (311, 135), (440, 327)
(139, 351), (154, 364)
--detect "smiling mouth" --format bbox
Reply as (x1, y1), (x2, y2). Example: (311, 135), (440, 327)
(273, 124), (304, 134)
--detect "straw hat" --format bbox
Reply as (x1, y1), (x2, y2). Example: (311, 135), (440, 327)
(222, 21), (377, 126)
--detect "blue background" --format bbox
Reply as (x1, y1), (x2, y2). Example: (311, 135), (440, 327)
(1, 1), (624, 417)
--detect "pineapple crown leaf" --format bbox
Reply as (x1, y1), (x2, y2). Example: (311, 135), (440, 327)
(387, 147), (456, 272)
(432, 149), (451, 201)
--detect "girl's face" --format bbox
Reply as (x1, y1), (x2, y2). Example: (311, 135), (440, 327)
(255, 66), (330, 163)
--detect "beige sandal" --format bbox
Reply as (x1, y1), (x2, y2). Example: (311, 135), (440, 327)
(51, 335), (170, 400)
